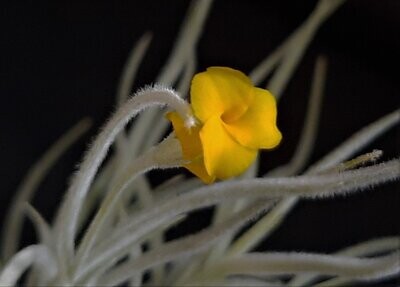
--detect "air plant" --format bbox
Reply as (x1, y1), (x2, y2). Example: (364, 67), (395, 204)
(1, 0), (399, 286)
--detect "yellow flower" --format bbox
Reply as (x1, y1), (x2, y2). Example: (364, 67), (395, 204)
(167, 67), (281, 183)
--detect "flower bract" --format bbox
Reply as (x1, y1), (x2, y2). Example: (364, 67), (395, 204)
(167, 67), (281, 183)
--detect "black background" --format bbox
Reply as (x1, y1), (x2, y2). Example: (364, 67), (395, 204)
(0, 0), (399, 273)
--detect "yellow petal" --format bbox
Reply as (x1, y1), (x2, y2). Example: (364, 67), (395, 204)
(191, 67), (254, 123)
(166, 112), (215, 184)
(200, 115), (257, 180)
(223, 87), (282, 149)
(185, 156), (216, 184)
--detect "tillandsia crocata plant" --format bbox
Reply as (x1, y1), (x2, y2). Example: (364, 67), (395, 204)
(0, 0), (399, 286)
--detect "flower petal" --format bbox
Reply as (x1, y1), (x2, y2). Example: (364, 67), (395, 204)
(200, 115), (257, 180)
(191, 67), (254, 123)
(223, 87), (282, 149)
(166, 112), (215, 184)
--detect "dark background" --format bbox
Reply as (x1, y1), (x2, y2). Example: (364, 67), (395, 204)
(0, 0), (399, 276)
